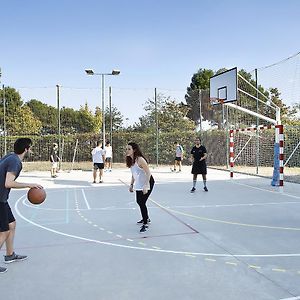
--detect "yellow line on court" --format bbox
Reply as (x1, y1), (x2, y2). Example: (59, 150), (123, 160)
(272, 268), (286, 272)
(248, 265), (261, 269)
(150, 199), (300, 231)
(205, 258), (216, 262)
(225, 262), (237, 266)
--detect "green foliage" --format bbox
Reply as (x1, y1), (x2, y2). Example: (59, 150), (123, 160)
(134, 93), (196, 133)
(105, 105), (124, 132)
(77, 103), (98, 133)
(185, 69), (214, 124)
(6, 105), (42, 135)
(0, 86), (23, 115)
(26, 99), (57, 134)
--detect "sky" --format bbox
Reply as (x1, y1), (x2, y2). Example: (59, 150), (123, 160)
(1, 0), (300, 125)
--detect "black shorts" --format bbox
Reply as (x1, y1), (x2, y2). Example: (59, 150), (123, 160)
(175, 157), (182, 161)
(93, 163), (104, 170)
(191, 161), (207, 175)
(0, 202), (15, 232)
(105, 157), (112, 163)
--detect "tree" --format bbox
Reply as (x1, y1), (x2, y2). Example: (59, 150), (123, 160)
(133, 93), (195, 132)
(185, 68), (214, 124)
(60, 107), (78, 134)
(26, 99), (57, 134)
(6, 105), (42, 135)
(76, 103), (98, 133)
(105, 105), (124, 133)
(0, 86), (23, 116)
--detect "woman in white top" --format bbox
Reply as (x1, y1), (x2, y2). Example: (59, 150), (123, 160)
(126, 142), (155, 233)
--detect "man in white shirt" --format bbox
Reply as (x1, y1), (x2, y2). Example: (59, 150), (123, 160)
(104, 141), (113, 172)
(91, 142), (105, 183)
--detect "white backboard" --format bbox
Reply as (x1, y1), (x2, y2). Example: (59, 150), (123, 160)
(210, 67), (238, 105)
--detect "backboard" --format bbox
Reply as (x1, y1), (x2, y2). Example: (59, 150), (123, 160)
(210, 67), (238, 105)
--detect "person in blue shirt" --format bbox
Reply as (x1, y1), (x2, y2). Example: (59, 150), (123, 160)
(0, 138), (43, 274)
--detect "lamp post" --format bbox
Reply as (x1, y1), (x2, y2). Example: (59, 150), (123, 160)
(85, 69), (120, 146)
(56, 84), (61, 169)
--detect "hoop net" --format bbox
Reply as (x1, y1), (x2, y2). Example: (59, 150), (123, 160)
(210, 97), (225, 106)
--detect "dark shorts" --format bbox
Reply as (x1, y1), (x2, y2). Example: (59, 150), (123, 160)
(191, 161), (207, 175)
(175, 157), (182, 161)
(93, 163), (104, 170)
(105, 157), (112, 163)
(0, 202), (15, 232)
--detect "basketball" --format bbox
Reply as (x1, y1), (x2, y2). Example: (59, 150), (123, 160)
(27, 188), (46, 205)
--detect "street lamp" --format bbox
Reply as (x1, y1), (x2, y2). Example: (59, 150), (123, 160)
(85, 68), (120, 146)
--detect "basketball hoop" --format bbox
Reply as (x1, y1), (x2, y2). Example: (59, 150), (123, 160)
(210, 97), (225, 106)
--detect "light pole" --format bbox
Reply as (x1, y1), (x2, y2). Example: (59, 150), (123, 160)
(85, 69), (120, 146)
(56, 84), (61, 169)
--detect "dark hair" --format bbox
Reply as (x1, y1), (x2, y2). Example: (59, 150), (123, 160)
(126, 142), (147, 168)
(96, 141), (101, 147)
(105, 141), (110, 146)
(14, 138), (32, 154)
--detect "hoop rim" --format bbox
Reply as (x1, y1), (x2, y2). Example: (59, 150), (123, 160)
(210, 97), (225, 105)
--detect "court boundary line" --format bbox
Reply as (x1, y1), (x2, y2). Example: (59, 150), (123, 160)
(15, 195), (300, 258)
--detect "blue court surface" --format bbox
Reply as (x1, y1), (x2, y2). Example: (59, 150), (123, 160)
(1, 167), (300, 300)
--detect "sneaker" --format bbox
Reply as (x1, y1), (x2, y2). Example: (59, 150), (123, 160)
(190, 187), (196, 193)
(139, 225), (148, 233)
(93, 181), (96, 183)
(137, 218), (151, 225)
(0, 266), (7, 273)
(4, 252), (28, 264)
(204, 186), (208, 192)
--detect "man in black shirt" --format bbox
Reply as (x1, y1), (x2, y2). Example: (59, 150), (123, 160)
(190, 137), (208, 193)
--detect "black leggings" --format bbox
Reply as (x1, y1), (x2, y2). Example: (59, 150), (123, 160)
(136, 176), (155, 224)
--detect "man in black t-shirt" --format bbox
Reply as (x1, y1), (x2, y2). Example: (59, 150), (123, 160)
(190, 137), (208, 193)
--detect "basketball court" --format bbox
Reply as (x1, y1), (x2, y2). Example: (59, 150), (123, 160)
(1, 167), (300, 300)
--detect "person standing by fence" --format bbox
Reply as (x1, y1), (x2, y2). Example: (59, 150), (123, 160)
(91, 141), (105, 183)
(104, 141), (113, 172)
(50, 143), (60, 178)
(172, 142), (184, 172)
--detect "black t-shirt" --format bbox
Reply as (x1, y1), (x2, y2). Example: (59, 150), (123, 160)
(191, 145), (207, 162)
(50, 148), (59, 162)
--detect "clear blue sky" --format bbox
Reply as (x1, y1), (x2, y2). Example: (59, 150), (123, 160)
(1, 0), (300, 125)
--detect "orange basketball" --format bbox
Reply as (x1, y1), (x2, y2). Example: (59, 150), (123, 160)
(27, 188), (46, 205)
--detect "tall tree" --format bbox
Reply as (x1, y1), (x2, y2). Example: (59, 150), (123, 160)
(133, 93), (195, 132)
(6, 105), (42, 135)
(105, 105), (123, 133)
(77, 103), (97, 133)
(185, 68), (214, 124)
(26, 99), (57, 134)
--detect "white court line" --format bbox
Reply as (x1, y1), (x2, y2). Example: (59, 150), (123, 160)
(81, 189), (91, 210)
(231, 181), (300, 200)
(15, 195), (300, 258)
(279, 297), (300, 300)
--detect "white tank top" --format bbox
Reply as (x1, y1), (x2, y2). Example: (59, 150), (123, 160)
(130, 161), (149, 191)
